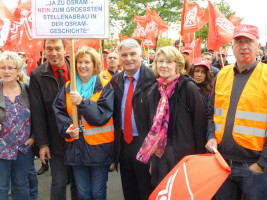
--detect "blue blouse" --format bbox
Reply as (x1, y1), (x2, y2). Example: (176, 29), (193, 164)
(0, 94), (31, 160)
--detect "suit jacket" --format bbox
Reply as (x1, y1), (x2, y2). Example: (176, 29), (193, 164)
(29, 59), (70, 155)
(110, 64), (156, 164)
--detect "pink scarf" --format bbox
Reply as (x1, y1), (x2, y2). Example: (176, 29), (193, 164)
(136, 74), (180, 163)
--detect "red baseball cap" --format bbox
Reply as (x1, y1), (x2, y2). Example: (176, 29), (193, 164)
(233, 24), (259, 40)
(183, 49), (191, 55)
(193, 57), (210, 70)
(102, 49), (111, 54)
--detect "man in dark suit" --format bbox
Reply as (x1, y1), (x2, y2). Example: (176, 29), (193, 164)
(110, 39), (156, 200)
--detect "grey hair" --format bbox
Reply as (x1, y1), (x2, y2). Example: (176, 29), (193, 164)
(202, 52), (212, 57)
(0, 51), (24, 70)
(118, 39), (142, 55)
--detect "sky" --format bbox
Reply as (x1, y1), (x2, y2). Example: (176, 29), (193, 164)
(2, 0), (267, 46)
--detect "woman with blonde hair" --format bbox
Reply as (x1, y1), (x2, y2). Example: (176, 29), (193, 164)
(0, 51), (35, 199)
(136, 46), (207, 186)
(53, 46), (114, 200)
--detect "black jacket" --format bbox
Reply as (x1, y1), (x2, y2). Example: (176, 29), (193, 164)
(147, 75), (207, 164)
(52, 77), (114, 166)
(110, 65), (156, 164)
(29, 59), (70, 155)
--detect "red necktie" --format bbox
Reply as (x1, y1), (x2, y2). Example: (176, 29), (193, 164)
(124, 77), (134, 144)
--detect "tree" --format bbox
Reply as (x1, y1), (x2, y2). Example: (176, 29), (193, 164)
(110, 0), (183, 37)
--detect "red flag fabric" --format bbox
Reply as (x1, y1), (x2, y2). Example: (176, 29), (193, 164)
(229, 14), (242, 27)
(131, 24), (147, 39)
(140, 38), (156, 49)
(118, 33), (132, 42)
(145, 4), (168, 38)
(188, 35), (202, 64)
(207, 0), (235, 51)
(149, 152), (231, 200)
(181, 0), (209, 35)
(26, 52), (39, 76)
(182, 32), (195, 52)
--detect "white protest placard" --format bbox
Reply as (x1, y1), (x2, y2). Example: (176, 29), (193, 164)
(32, 0), (109, 39)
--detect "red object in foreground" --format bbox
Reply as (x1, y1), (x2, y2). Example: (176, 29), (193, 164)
(244, 53), (250, 60)
(149, 152), (231, 200)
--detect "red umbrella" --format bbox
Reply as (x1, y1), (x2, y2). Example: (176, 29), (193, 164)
(149, 150), (230, 200)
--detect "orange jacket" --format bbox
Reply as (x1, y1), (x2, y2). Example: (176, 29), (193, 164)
(65, 78), (115, 145)
(214, 62), (267, 151)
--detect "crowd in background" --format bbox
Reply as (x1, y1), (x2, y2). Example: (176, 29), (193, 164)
(0, 23), (267, 200)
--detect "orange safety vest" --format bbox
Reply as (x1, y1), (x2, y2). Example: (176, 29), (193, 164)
(214, 62), (267, 151)
(65, 78), (115, 145)
(100, 69), (121, 82)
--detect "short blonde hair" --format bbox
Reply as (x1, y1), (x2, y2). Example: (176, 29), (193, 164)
(152, 46), (186, 78)
(75, 46), (102, 75)
(0, 51), (24, 70)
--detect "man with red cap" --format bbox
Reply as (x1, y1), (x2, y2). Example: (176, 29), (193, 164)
(206, 24), (267, 199)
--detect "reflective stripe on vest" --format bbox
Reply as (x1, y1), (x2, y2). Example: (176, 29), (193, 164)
(214, 62), (267, 151)
(65, 79), (115, 145)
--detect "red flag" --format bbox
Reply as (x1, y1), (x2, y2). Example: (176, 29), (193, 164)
(26, 52), (39, 76)
(131, 24), (147, 39)
(181, 0), (209, 35)
(182, 32), (195, 52)
(188, 35), (202, 64)
(118, 33), (132, 42)
(145, 4), (168, 38)
(207, 0), (235, 51)
(229, 14), (242, 26)
(149, 152), (230, 200)
(140, 38), (156, 49)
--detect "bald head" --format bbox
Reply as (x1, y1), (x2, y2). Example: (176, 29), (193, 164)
(107, 52), (119, 72)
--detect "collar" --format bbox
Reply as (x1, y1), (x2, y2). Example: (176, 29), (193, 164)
(234, 60), (259, 74)
(123, 67), (141, 81)
(50, 60), (68, 74)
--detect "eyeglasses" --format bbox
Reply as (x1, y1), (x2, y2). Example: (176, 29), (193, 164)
(157, 60), (175, 65)
(0, 67), (18, 71)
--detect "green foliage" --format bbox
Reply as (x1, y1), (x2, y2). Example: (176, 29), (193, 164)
(156, 36), (173, 49)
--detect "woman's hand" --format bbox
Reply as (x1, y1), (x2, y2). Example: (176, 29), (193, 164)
(25, 138), (35, 146)
(66, 124), (79, 138)
(69, 91), (82, 105)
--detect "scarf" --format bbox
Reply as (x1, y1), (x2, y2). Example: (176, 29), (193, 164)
(71, 74), (97, 99)
(136, 74), (180, 163)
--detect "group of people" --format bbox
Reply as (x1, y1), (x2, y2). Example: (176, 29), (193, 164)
(0, 23), (266, 200)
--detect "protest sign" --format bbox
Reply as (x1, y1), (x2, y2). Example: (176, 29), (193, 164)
(32, 0), (109, 39)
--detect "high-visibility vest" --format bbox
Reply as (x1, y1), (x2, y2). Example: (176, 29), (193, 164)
(214, 62), (267, 151)
(100, 69), (121, 82)
(65, 78), (115, 145)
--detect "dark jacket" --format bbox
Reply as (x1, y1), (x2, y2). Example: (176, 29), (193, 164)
(52, 76), (114, 166)
(29, 59), (70, 155)
(110, 65), (156, 164)
(213, 60), (230, 70)
(148, 75), (207, 175)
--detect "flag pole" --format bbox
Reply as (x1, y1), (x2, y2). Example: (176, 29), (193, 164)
(41, 51), (44, 65)
(69, 39), (79, 139)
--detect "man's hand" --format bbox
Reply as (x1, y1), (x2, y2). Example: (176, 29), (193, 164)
(39, 145), (51, 165)
(205, 138), (218, 153)
(249, 163), (264, 174)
